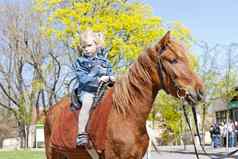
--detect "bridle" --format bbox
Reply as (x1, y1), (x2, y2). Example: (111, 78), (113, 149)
(157, 46), (189, 99)
(157, 46), (206, 158)
(156, 46), (238, 159)
(157, 46), (202, 156)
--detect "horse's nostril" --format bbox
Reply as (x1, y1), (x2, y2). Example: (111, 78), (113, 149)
(197, 94), (202, 101)
(199, 89), (204, 96)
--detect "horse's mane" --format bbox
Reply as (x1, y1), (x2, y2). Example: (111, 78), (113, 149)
(113, 45), (158, 116)
(112, 39), (188, 116)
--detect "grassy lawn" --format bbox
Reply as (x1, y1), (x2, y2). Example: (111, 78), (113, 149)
(0, 149), (45, 159)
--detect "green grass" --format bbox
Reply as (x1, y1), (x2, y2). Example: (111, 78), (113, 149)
(0, 149), (45, 159)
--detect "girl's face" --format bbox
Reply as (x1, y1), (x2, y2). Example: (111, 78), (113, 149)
(82, 37), (97, 57)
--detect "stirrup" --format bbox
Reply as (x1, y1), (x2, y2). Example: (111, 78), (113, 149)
(77, 133), (89, 146)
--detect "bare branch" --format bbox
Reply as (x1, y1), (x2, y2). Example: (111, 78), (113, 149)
(0, 82), (19, 107)
(0, 102), (18, 117)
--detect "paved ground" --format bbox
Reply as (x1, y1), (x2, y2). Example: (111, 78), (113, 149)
(146, 145), (238, 159)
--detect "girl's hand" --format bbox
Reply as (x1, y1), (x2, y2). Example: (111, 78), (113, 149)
(99, 76), (110, 82)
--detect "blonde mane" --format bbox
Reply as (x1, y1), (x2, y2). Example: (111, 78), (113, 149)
(113, 46), (158, 116)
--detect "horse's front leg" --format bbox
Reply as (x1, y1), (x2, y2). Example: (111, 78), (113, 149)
(105, 131), (149, 159)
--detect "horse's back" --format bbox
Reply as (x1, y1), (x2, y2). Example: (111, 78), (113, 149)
(47, 96), (71, 117)
(45, 96), (71, 128)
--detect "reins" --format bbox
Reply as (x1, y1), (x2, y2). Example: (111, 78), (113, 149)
(182, 103), (200, 159)
(181, 98), (210, 159)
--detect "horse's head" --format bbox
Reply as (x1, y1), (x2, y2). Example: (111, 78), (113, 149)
(153, 31), (204, 105)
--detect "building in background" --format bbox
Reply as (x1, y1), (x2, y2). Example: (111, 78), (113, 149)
(209, 87), (238, 123)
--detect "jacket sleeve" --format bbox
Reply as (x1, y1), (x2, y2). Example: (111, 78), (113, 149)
(72, 59), (99, 85)
(107, 62), (113, 76)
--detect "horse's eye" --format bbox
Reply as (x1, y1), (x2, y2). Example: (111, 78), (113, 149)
(170, 59), (178, 64)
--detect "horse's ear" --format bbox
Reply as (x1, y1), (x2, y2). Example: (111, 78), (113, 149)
(159, 31), (171, 48)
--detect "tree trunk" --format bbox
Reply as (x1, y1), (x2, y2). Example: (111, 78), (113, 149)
(0, 137), (4, 148)
(201, 103), (206, 145)
(18, 122), (27, 148)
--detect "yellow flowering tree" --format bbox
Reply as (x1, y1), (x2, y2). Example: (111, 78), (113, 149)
(34, 0), (193, 63)
(34, 0), (197, 142)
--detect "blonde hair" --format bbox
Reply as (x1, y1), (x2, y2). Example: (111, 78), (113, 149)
(79, 30), (105, 48)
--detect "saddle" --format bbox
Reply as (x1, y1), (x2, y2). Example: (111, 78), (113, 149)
(71, 81), (112, 111)
(50, 85), (113, 153)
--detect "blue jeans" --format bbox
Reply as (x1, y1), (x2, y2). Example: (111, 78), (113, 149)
(212, 134), (220, 148)
(228, 132), (236, 147)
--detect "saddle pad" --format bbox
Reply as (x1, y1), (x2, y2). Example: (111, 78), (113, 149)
(50, 89), (113, 152)
(87, 88), (113, 151)
(50, 97), (80, 150)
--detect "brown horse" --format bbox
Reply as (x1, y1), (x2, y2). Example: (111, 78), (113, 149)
(44, 31), (204, 159)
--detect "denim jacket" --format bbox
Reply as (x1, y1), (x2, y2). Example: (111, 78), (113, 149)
(72, 49), (113, 93)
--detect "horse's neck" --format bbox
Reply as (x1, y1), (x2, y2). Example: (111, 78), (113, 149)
(126, 58), (159, 122)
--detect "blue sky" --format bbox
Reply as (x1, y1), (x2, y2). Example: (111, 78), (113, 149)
(146, 0), (238, 45)
(2, 0), (237, 45)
